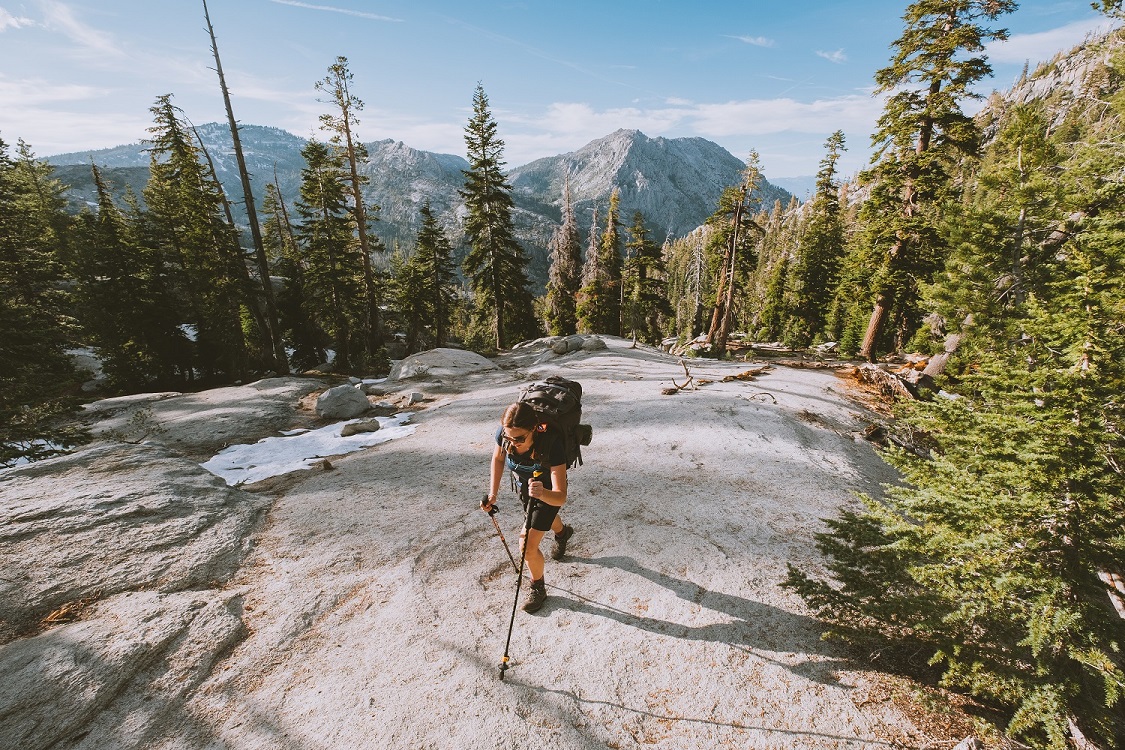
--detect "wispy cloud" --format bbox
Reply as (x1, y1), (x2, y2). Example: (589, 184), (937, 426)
(0, 76), (150, 154)
(488, 93), (885, 167)
(39, 0), (124, 58)
(268, 0), (402, 22)
(987, 16), (1119, 64)
(815, 49), (847, 64)
(728, 35), (775, 48)
(0, 8), (35, 31)
(691, 94), (879, 137)
(0, 75), (106, 106)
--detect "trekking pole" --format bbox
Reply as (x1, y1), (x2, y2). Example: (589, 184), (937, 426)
(482, 495), (519, 574)
(498, 478), (534, 680)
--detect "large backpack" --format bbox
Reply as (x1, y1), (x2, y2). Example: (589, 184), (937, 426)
(518, 375), (592, 468)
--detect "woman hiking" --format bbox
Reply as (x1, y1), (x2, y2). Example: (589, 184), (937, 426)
(481, 400), (575, 613)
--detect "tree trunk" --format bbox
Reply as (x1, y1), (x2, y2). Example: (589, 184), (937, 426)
(859, 291), (892, 363)
(491, 243), (505, 350)
(338, 90), (381, 360)
(707, 194), (746, 353)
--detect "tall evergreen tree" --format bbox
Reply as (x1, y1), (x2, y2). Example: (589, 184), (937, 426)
(852, 0), (1016, 361)
(316, 55), (384, 361)
(390, 246), (428, 355)
(406, 201), (457, 350)
(622, 210), (671, 344)
(544, 176), (583, 336)
(294, 140), (366, 371)
(0, 137), (84, 465)
(72, 163), (185, 389)
(744, 199), (792, 339)
(705, 153), (763, 354)
(576, 206), (600, 334)
(663, 227), (714, 341)
(459, 84), (535, 350)
(577, 188), (623, 335)
(756, 251), (790, 342)
(790, 131), (847, 345)
(262, 180), (326, 370)
(144, 94), (252, 383)
(786, 28), (1125, 745)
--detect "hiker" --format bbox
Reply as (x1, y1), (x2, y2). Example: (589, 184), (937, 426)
(482, 400), (575, 613)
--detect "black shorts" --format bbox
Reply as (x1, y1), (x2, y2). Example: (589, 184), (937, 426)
(521, 495), (561, 532)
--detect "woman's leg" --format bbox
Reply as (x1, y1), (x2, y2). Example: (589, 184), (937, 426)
(521, 528), (547, 581)
(550, 514), (564, 535)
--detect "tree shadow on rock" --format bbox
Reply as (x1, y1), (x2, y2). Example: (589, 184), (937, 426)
(553, 554), (852, 687)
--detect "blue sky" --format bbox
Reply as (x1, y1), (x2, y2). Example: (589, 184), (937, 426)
(0, 0), (1118, 179)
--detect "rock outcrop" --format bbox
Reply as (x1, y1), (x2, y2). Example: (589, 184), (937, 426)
(387, 347), (500, 382)
(0, 434), (271, 749)
(80, 376), (324, 458)
(0, 441), (267, 642)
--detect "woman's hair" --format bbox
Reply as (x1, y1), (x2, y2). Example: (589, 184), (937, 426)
(502, 401), (540, 430)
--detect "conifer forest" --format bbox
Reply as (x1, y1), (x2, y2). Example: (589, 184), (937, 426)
(2, 1), (1124, 746)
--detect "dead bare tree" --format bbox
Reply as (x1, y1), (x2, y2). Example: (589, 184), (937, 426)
(201, 0), (288, 374)
(705, 153), (762, 355)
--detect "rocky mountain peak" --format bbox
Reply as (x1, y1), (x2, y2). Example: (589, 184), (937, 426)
(981, 24), (1125, 140)
(510, 129), (790, 242)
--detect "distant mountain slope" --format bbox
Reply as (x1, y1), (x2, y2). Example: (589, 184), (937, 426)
(510, 129), (792, 241)
(47, 125), (791, 288)
(978, 24), (1125, 143)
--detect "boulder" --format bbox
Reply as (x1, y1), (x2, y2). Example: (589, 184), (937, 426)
(581, 336), (608, 351)
(388, 347), (499, 381)
(340, 419), (381, 437)
(369, 400), (399, 416)
(315, 384), (371, 419)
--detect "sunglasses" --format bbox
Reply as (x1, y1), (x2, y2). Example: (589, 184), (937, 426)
(503, 431), (533, 445)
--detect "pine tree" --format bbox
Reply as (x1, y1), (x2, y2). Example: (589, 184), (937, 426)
(459, 84), (535, 350)
(409, 201), (458, 350)
(577, 188), (623, 335)
(294, 140), (366, 371)
(786, 35), (1125, 745)
(262, 180), (326, 370)
(544, 176), (582, 336)
(390, 246), (428, 355)
(705, 153), (763, 354)
(663, 227), (715, 341)
(757, 252), (789, 342)
(72, 163), (186, 389)
(576, 206), (600, 334)
(316, 55), (384, 362)
(744, 199), (793, 339)
(0, 137), (85, 465)
(853, 0), (1016, 361)
(622, 210), (670, 344)
(790, 131), (847, 345)
(144, 94), (251, 383)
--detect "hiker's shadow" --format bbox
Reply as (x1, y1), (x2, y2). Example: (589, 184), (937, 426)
(555, 555), (848, 686)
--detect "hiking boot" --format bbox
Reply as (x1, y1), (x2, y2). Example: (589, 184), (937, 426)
(522, 578), (547, 613)
(551, 525), (574, 561)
